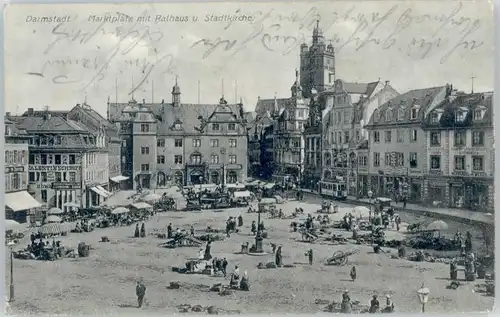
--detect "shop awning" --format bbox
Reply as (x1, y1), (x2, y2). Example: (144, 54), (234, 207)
(233, 190), (251, 198)
(226, 183), (246, 189)
(5, 191), (42, 212)
(96, 186), (112, 196)
(110, 175), (129, 183)
(131, 202), (152, 209)
(90, 187), (108, 198)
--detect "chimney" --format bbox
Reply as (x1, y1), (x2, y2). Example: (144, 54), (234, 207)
(27, 108), (34, 116)
(6, 112), (10, 117)
(385, 80), (390, 86)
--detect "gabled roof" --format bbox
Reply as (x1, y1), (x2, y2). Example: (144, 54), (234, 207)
(366, 86), (446, 127)
(254, 98), (293, 116)
(109, 101), (245, 135)
(422, 92), (493, 129)
(68, 104), (119, 139)
(11, 115), (91, 134)
(322, 80), (381, 96)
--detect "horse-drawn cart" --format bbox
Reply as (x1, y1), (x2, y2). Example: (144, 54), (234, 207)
(159, 233), (203, 248)
(326, 249), (360, 266)
(299, 228), (318, 243)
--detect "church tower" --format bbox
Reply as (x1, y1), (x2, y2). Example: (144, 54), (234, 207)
(299, 20), (335, 98)
(172, 76), (181, 107)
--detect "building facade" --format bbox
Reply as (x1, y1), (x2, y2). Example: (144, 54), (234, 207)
(321, 79), (399, 195)
(4, 118), (41, 223)
(110, 81), (248, 189)
(13, 109), (110, 210)
(422, 90), (494, 211)
(365, 86), (448, 202)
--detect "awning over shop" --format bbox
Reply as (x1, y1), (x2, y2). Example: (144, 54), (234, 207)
(110, 175), (129, 183)
(233, 190), (251, 198)
(226, 183), (246, 189)
(131, 202), (152, 209)
(90, 187), (108, 198)
(5, 191), (42, 212)
(96, 186), (112, 196)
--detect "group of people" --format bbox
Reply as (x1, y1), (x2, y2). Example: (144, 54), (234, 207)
(340, 291), (395, 313)
(26, 233), (64, 259)
(250, 220), (266, 235)
(133, 223), (147, 238)
(225, 215), (243, 236)
(73, 219), (94, 233)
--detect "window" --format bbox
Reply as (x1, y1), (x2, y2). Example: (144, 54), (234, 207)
(29, 154), (35, 164)
(473, 109), (484, 120)
(338, 133), (342, 144)
(140, 124), (150, 132)
(373, 131), (380, 143)
(430, 113), (439, 123)
(358, 156), (367, 166)
(174, 155), (183, 164)
(211, 154), (219, 164)
(396, 130), (404, 143)
(157, 155), (165, 164)
(174, 139), (183, 147)
(174, 122), (181, 130)
(228, 123), (236, 131)
(385, 152), (392, 167)
(454, 155), (466, 170)
(40, 172), (47, 182)
(210, 139), (219, 147)
(157, 139), (165, 147)
(373, 110), (380, 122)
(385, 131), (392, 143)
(409, 152), (418, 168)
(344, 131), (349, 143)
(430, 132), (441, 146)
(411, 107), (419, 120)
(430, 155), (441, 169)
(141, 147), (150, 155)
(69, 172), (76, 182)
(40, 154), (47, 165)
(191, 154), (202, 164)
(454, 131), (466, 146)
(472, 131), (484, 146)
(229, 155), (237, 164)
(373, 152), (380, 167)
(355, 130), (360, 141)
(343, 112), (349, 124)
(397, 108), (404, 121)
(141, 164), (150, 171)
(472, 156), (484, 171)
(41, 190), (48, 203)
(193, 139), (201, 147)
(29, 172), (35, 182)
(410, 129), (418, 142)
(212, 123), (220, 131)
(229, 139), (237, 147)
(55, 172), (62, 182)
(385, 109), (392, 121)
(455, 110), (467, 121)
(69, 154), (76, 164)
(54, 154), (61, 165)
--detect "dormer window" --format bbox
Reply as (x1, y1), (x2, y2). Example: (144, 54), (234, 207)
(173, 119), (182, 130)
(410, 106), (420, 120)
(397, 108), (404, 121)
(473, 105), (487, 120)
(385, 109), (393, 121)
(212, 123), (220, 131)
(430, 113), (439, 124)
(455, 107), (468, 122)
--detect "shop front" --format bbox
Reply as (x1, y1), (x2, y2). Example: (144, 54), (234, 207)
(448, 178), (492, 211)
(357, 174), (369, 197)
(5, 191), (42, 223)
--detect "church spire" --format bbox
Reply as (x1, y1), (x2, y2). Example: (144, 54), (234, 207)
(312, 19), (324, 45)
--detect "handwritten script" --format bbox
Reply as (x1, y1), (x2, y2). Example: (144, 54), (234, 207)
(190, 3), (486, 64)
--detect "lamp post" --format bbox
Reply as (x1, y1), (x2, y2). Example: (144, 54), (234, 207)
(367, 190), (373, 221)
(417, 284), (430, 313)
(254, 206), (264, 253)
(8, 244), (14, 302)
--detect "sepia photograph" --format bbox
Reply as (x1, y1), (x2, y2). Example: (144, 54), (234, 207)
(3, 0), (495, 315)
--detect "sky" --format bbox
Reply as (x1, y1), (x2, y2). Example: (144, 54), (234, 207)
(4, 1), (494, 116)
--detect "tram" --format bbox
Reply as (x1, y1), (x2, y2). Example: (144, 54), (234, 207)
(320, 178), (348, 200)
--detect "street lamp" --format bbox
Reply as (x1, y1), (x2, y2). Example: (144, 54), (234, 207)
(254, 205), (264, 253)
(417, 284), (430, 313)
(8, 243), (14, 302)
(367, 190), (373, 221)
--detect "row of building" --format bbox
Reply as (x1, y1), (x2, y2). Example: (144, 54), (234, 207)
(5, 85), (249, 223)
(247, 21), (494, 212)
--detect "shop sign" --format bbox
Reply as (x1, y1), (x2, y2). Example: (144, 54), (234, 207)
(29, 165), (81, 171)
(453, 147), (486, 155)
(226, 164), (242, 170)
(5, 166), (24, 173)
(471, 171), (488, 177)
(452, 170), (469, 176)
(52, 182), (81, 190)
(428, 170), (442, 176)
(36, 183), (52, 189)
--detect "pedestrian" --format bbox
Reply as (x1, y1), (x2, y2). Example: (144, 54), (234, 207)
(190, 225), (195, 236)
(369, 295), (380, 313)
(465, 231), (473, 253)
(134, 224), (140, 238)
(251, 221), (256, 235)
(222, 257), (228, 276)
(167, 223), (173, 238)
(135, 278), (146, 308)
(306, 249), (313, 265)
(402, 196), (407, 210)
(238, 215), (243, 227)
(140, 223), (146, 238)
(30, 232), (36, 245)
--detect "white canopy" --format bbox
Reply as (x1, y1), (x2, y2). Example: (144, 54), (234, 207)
(5, 191), (41, 212)
(110, 175), (129, 182)
(233, 191), (251, 198)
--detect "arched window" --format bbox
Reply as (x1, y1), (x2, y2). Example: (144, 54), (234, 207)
(210, 171), (220, 184)
(157, 172), (166, 187)
(324, 152), (332, 166)
(174, 171), (183, 186)
(227, 171), (238, 184)
(324, 170), (332, 179)
(385, 109), (392, 122)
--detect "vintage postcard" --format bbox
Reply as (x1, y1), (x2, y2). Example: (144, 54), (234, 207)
(3, 0), (494, 315)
